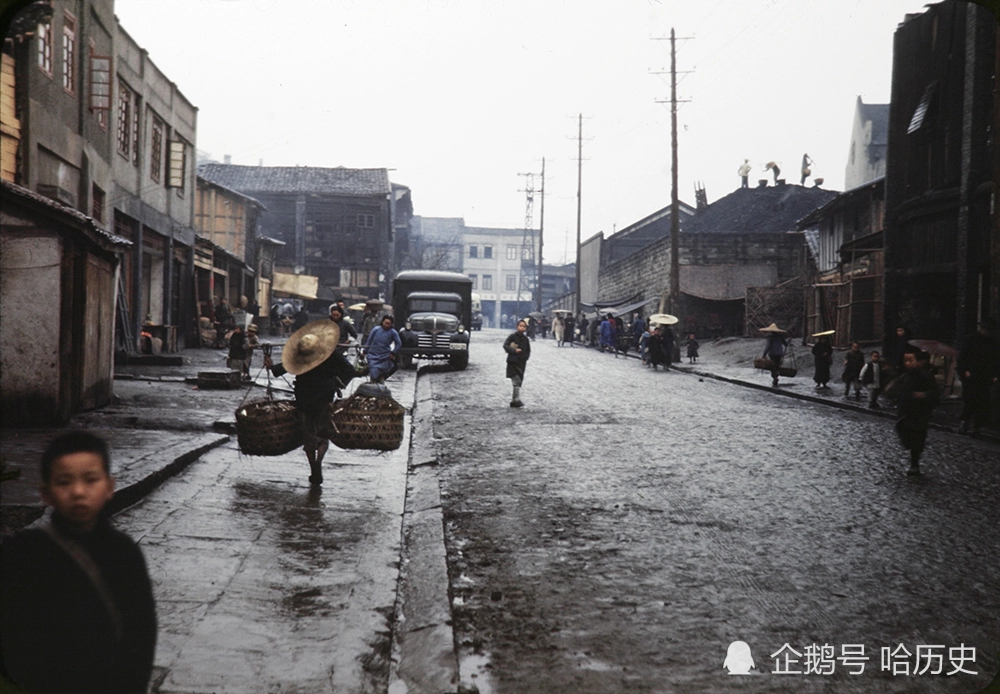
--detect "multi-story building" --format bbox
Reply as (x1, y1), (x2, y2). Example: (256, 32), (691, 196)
(408, 217), (540, 328)
(194, 174), (267, 325)
(111, 22), (198, 349)
(463, 225), (538, 328)
(198, 163), (400, 304)
(883, 1), (998, 344)
(1, 1), (128, 423)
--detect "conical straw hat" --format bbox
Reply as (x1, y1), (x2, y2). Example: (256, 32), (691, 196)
(281, 319), (340, 375)
(759, 323), (787, 333)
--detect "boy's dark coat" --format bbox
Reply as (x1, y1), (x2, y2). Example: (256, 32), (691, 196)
(0, 517), (157, 694)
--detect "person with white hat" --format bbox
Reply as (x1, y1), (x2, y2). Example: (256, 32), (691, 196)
(263, 319), (357, 485)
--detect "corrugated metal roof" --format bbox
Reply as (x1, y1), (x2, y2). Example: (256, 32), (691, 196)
(198, 163), (391, 196)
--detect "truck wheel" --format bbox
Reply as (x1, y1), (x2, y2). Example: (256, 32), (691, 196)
(401, 354), (415, 370)
(449, 352), (469, 370)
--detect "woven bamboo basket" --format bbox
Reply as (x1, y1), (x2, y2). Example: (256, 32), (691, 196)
(235, 399), (303, 456)
(754, 357), (797, 378)
(329, 391), (405, 451)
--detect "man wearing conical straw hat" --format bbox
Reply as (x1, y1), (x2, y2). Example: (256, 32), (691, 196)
(760, 323), (789, 387)
(263, 307), (359, 485)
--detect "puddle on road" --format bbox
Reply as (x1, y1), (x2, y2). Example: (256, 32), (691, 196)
(572, 651), (614, 671)
(459, 652), (495, 694)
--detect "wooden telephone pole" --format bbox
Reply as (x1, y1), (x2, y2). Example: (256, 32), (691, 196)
(669, 28), (680, 313)
(574, 114), (583, 315)
(653, 29), (691, 315)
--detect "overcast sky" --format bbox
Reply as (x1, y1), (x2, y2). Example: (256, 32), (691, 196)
(116, 0), (931, 264)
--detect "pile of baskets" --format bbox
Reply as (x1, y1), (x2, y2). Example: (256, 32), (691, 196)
(329, 383), (405, 451)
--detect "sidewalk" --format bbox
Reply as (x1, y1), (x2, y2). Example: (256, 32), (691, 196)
(0, 345), (285, 537)
(592, 336), (999, 443)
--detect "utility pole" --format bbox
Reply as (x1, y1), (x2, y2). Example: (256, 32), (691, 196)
(537, 157), (545, 313)
(575, 114), (583, 316)
(652, 29), (692, 315)
(669, 28), (680, 313)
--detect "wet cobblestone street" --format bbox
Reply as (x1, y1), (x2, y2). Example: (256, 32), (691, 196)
(430, 329), (1000, 694)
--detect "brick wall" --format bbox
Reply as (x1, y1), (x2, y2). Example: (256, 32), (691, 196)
(598, 232), (803, 304)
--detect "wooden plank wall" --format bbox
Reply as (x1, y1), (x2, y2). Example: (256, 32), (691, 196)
(1, 52), (20, 182)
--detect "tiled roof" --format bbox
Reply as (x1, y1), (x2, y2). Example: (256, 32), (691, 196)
(1, 179), (131, 250)
(198, 163), (391, 196)
(682, 184), (838, 234)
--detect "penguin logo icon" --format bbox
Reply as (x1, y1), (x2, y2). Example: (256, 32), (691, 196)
(724, 641), (756, 675)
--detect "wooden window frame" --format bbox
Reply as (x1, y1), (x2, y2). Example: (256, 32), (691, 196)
(61, 12), (75, 93)
(168, 139), (186, 196)
(150, 114), (163, 182)
(117, 80), (132, 158)
(37, 21), (52, 77)
(92, 183), (105, 223)
(88, 44), (110, 128)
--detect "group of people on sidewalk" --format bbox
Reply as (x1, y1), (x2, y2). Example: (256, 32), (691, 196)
(805, 321), (1000, 474)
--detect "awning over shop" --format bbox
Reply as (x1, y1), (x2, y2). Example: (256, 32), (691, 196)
(609, 296), (659, 318)
(272, 271), (319, 300)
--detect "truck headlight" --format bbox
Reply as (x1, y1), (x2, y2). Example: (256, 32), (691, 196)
(405, 321), (412, 331)
(458, 324), (465, 333)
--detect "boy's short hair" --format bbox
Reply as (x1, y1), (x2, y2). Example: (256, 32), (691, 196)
(870, 350), (880, 356)
(41, 431), (111, 484)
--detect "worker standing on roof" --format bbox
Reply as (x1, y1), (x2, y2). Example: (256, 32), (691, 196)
(738, 159), (751, 188)
(801, 154), (813, 185)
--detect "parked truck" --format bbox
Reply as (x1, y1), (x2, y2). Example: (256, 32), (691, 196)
(392, 270), (472, 370)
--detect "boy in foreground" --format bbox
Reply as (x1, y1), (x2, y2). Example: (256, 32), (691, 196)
(0, 432), (157, 694)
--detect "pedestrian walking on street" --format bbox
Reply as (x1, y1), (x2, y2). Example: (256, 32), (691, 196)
(578, 315), (588, 346)
(631, 313), (646, 351)
(843, 342), (865, 399)
(639, 324), (652, 365)
(552, 314), (565, 346)
(504, 319), (531, 407)
(894, 349), (939, 476)
(365, 315), (402, 384)
(859, 350), (884, 409)
(227, 323), (250, 380)
(760, 323), (789, 387)
(648, 326), (670, 370)
(599, 313), (617, 355)
(360, 306), (378, 345)
(564, 314), (576, 347)
(685, 333), (699, 363)
(0, 432), (158, 694)
(244, 324), (260, 380)
(811, 333), (834, 388)
(663, 325), (677, 367)
(264, 317), (358, 486)
(957, 319), (1000, 435)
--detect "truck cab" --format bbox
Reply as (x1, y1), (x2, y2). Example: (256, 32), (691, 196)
(393, 270), (472, 370)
